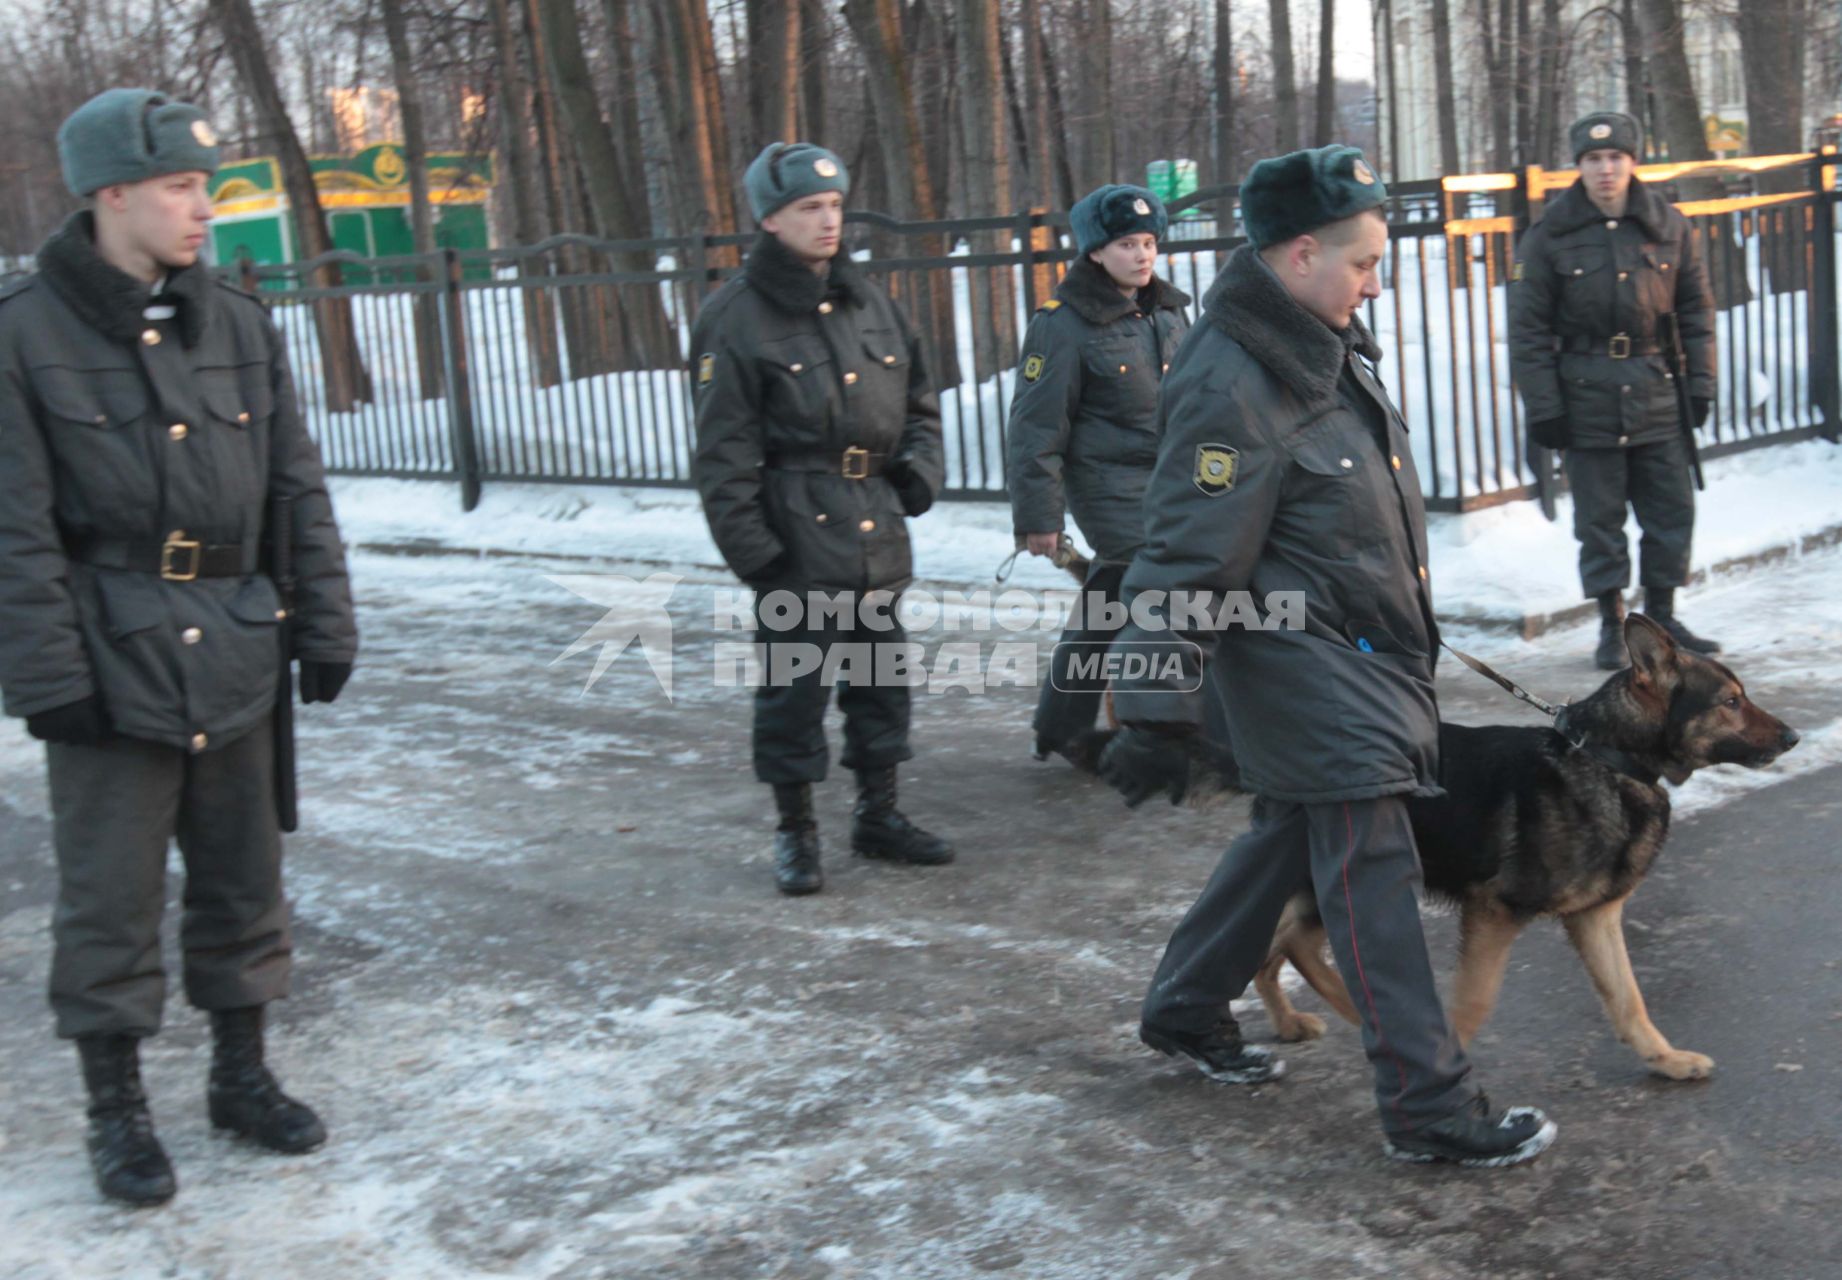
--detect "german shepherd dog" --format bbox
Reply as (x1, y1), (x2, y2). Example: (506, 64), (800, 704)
(1249, 613), (1799, 1080)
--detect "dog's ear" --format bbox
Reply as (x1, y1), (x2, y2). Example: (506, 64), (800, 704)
(1624, 613), (1679, 690)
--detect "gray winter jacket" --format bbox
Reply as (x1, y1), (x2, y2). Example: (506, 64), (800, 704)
(1508, 176), (1716, 450)
(690, 233), (945, 593)
(0, 212), (357, 751)
(1108, 246), (1442, 804)
(1006, 258), (1190, 563)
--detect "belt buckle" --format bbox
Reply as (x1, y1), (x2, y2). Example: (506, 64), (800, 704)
(160, 532), (202, 582)
(1608, 333), (1631, 359)
(841, 445), (869, 479)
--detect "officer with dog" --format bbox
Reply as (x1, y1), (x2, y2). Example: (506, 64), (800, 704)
(691, 142), (953, 897)
(1007, 184), (1190, 771)
(1096, 144), (1556, 1166)
(1509, 110), (1719, 670)
(0, 89), (358, 1205)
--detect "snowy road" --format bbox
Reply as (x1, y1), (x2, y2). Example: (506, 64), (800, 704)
(1, 542), (1840, 1279)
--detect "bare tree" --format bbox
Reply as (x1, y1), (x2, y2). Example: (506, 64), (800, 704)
(1213, 0), (1236, 183)
(954, 0), (1015, 378)
(1312, 0), (1334, 146)
(209, 0), (372, 411)
(1429, 0), (1460, 174)
(1268, 0), (1298, 151)
(379, 0), (442, 399)
(746, 0), (802, 154)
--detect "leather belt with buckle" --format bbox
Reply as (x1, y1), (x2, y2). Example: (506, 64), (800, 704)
(765, 447), (889, 479)
(1559, 333), (1663, 359)
(66, 532), (255, 580)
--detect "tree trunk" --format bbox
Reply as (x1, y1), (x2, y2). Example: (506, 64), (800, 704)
(841, 0), (961, 387)
(746, 0), (802, 153)
(1479, 0), (1512, 169)
(1020, 0), (1055, 207)
(1533, 0), (1563, 167)
(537, 0), (671, 369)
(1632, 0), (1711, 164)
(1212, 0), (1236, 185)
(1735, 0), (1805, 159)
(1428, 0), (1460, 174)
(1513, 0), (1533, 167)
(488, 0), (563, 389)
(799, 0), (829, 136)
(1074, 0), (1115, 188)
(1312, 0), (1334, 147)
(208, 0), (372, 412)
(380, 0), (443, 399)
(954, 0), (1015, 380)
(1268, 0), (1298, 152)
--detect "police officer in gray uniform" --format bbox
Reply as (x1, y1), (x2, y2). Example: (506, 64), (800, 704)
(1509, 111), (1719, 669)
(1007, 184), (1190, 771)
(691, 143), (952, 897)
(1096, 145), (1555, 1167)
(0, 90), (357, 1205)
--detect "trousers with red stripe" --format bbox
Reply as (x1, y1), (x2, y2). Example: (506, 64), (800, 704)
(1141, 795), (1475, 1135)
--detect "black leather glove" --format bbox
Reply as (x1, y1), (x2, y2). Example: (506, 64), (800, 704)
(885, 455), (934, 517)
(1690, 396), (1711, 429)
(25, 696), (108, 745)
(1528, 417), (1570, 450)
(1097, 725), (1194, 809)
(299, 661), (352, 705)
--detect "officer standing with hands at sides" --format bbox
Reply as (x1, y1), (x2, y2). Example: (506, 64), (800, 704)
(0, 89), (359, 1205)
(1096, 145), (1557, 1167)
(1509, 110), (1719, 670)
(691, 142), (953, 898)
(1007, 184), (1191, 772)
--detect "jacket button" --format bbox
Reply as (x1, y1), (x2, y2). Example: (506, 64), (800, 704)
(790, 362), (804, 373)
(274, 609), (288, 620)
(1618, 435), (1630, 445)
(818, 301), (833, 315)
(883, 354), (897, 365)
(142, 328), (161, 345)
(1617, 271), (1629, 281)
(1621, 385), (1631, 394)
(1118, 364), (1128, 373)
(815, 513), (829, 524)
(181, 627), (202, 645)
(1605, 219), (1618, 230)
(1661, 263), (1671, 271)
(1162, 363), (1169, 373)
(1339, 457), (1353, 469)
(168, 423), (188, 441)
(858, 518), (875, 532)
(1391, 454), (1402, 470)
(237, 411), (250, 424)
(1573, 268), (1584, 275)
(190, 732), (208, 752)
(1418, 565), (1428, 581)
(843, 371), (859, 385)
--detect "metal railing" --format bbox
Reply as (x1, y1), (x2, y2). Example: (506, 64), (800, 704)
(231, 151), (1841, 513)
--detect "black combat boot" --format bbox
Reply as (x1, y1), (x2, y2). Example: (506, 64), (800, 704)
(1593, 590), (1627, 670)
(850, 766), (955, 865)
(1034, 727), (1116, 774)
(1383, 1093), (1558, 1167)
(76, 1034), (176, 1206)
(771, 782), (823, 896)
(1643, 587), (1721, 654)
(207, 1006), (326, 1154)
(1140, 1016), (1286, 1085)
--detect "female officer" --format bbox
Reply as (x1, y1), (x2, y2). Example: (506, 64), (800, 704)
(1006, 184), (1192, 770)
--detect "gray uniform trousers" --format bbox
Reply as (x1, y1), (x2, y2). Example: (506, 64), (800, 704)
(1142, 794), (1475, 1136)
(46, 719), (290, 1039)
(1564, 436), (1696, 598)
(1033, 561), (1128, 747)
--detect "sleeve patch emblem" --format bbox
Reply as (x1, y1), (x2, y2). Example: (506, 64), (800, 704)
(697, 353), (716, 386)
(1510, 260), (1525, 282)
(1194, 443), (1239, 496)
(1022, 353), (1046, 382)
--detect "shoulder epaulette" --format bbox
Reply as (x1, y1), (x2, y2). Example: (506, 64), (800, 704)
(1038, 299), (1063, 312)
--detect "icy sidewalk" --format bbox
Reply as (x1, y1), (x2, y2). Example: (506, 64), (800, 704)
(329, 436), (1842, 633)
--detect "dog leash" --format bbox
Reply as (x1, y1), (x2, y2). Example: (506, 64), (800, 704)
(1441, 639), (1656, 780)
(1440, 640), (1568, 724)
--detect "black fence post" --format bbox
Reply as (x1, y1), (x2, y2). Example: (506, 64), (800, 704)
(438, 247), (483, 511)
(1018, 209), (1039, 315)
(1810, 152), (1841, 442)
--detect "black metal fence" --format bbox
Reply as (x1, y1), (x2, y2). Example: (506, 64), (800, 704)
(233, 151), (1842, 513)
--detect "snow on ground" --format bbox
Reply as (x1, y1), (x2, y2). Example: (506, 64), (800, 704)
(329, 435), (1842, 626)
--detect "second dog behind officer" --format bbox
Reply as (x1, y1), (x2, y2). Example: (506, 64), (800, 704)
(691, 142), (953, 897)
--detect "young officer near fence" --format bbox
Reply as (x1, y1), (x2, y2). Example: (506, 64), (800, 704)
(1006, 184), (1192, 772)
(1509, 110), (1719, 670)
(0, 90), (358, 1205)
(690, 143), (953, 897)
(1096, 145), (1556, 1167)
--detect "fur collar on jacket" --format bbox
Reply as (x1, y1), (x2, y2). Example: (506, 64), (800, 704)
(1055, 256), (1191, 326)
(1541, 174), (1674, 241)
(742, 231), (870, 315)
(1202, 244), (1379, 405)
(37, 211), (213, 348)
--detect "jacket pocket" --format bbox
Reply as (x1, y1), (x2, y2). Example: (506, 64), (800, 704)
(757, 337), (834, 437)
(34, 364), (148, 431)
(1285, 418), (1365, 558)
